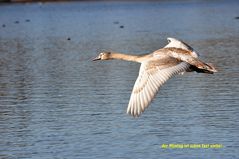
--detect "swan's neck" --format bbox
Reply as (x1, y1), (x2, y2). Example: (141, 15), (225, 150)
(109, 52), (141, 63)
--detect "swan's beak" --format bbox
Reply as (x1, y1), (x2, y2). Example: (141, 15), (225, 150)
(92, 56), (101, 61)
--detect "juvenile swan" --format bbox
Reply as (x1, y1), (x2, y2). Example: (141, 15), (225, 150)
(93, 38), (217, 117)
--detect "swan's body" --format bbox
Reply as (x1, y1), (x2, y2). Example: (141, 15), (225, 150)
(93, 38), (217, 117)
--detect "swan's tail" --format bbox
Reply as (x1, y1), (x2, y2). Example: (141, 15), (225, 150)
(190, 62), (218, 74)
(205, 63), (218, 73)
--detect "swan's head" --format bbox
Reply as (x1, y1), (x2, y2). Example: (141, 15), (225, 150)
(93, 52), (111, 61)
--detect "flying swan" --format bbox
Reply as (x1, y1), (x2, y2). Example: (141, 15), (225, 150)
(93, 38), (217, 117)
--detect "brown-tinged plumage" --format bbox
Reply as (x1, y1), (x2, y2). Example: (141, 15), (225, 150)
(93, 38), (217, 117)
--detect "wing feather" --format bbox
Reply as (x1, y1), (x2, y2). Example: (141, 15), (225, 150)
(127, 61), (190, 117)
(159, 48), (217, 73)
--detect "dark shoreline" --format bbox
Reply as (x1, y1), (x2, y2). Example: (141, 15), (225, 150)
(0, 0), (229, 3)
(0, 0), (170, 3)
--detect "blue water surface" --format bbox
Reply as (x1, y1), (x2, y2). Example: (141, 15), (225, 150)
(0, 0), (239, 159)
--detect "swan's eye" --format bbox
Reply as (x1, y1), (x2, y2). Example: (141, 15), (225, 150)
(168, 39), (171, 43)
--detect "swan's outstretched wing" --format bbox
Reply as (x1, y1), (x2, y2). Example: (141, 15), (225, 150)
(161, 48), (217, 73)
(164, 37), (198, 58)
(127, 58), (190, 117)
